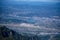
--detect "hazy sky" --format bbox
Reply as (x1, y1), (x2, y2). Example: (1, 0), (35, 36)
(13, 0), (60, 2)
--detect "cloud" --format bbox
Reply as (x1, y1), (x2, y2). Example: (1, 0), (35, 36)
(0, 23), (59, 31)
(0, 23), (60, 36)
(38, 32), (59, 35)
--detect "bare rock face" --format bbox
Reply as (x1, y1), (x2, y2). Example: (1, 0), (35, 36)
(0, 26), (10, 38)
(0, 26), (14, 40)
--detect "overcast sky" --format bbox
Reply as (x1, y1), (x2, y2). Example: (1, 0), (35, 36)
(13, 0), (60, 2)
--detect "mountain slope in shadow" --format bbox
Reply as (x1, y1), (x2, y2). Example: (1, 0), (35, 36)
(0, 25), (60, 40)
